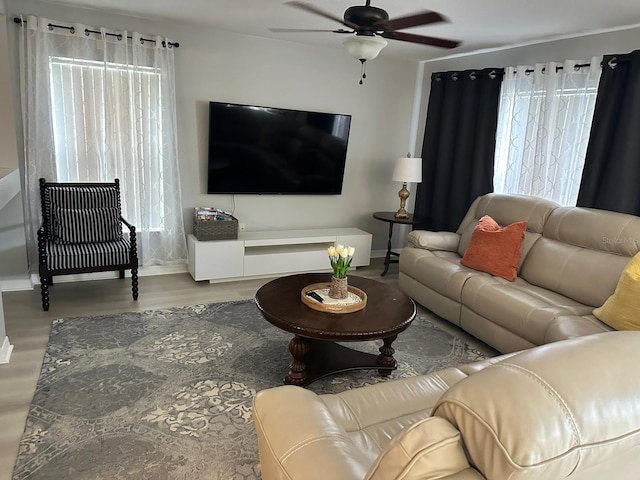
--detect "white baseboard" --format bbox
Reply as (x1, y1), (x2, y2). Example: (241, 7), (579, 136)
(0, 336), (14, 364)
(28, 263), (188, 287)
(0, 277), (34, 292)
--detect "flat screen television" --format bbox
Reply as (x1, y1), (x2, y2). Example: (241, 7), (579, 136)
(207, 101), (352, 194)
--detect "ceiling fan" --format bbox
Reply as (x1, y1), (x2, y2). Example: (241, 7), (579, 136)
(271, 0), (461, 84)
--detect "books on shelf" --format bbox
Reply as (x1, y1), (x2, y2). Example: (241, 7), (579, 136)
(193, 207), (238, 241)
(195, 207), (234, 222)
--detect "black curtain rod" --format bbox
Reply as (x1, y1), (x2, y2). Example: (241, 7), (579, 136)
(13, 17), (179, 48)
(521, 58), (620, 74)
(523, 62), (590, 74)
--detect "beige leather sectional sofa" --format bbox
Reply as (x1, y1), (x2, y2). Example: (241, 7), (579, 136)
(253, 331), (640, 480)
(399, 193), (640, 353)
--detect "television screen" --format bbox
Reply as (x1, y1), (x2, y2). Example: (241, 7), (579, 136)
(207, 102), (351, 194)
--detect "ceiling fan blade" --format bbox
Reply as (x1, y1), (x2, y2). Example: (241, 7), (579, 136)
(381, 31), (460, 49)
(269, 28), (352, 33)
(284, 1), (360, 30)
(374, 11), (446, 31)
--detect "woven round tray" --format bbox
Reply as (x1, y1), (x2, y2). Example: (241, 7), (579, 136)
(301, 282), (367, 313)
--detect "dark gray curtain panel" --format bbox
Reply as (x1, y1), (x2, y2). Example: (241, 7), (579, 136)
(414, 68), (504, 232)
(577, 50), (640, 215)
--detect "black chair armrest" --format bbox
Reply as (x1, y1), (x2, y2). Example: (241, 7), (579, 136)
(120, 217), (136, 233)
(120, 217), (138, 262)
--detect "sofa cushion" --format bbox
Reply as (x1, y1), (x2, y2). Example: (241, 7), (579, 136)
(461, 215), (527, 281)
(318, 368), (469, 458)
(433, 331), (640, 480)
(544, 314), (613, 343)
(364, 416), (474, 480)
(456, 193), (558, 236)
(521, 207), (640, 307)
(593, 253), (640, 330)
(456, 194), (557, 265)
(521, 238), (633, 308)
(543, 206), (640, 257)
(400, 248), (483, 304)
(456, 194), (559, 256)
(461, 275), (593, 346)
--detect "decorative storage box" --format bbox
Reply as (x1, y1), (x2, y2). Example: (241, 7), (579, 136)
(193, 207), (239, 241)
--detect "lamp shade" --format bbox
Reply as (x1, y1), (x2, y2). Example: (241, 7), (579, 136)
(392, 156), (422, 183)
(342, 35), (387, 61)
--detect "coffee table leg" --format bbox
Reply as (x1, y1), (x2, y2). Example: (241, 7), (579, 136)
(377, 334), (398, 376)
(285, 335), (310, 385)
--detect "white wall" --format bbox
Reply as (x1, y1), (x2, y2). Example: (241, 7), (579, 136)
(0, 11), (27, 289)
(174, 25), (419, 240)
(0, 12), (20, 362)
(5, 0), (421, 264)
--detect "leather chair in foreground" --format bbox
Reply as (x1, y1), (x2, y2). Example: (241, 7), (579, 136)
(253, 331), (640, 480)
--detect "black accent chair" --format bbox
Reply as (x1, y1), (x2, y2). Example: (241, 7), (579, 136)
(38, 178), (139, 311)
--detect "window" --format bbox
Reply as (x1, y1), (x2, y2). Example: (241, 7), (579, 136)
(20, 17), (186, 268)
(493, 61), (601, 206)
(49, 56), (165, 230)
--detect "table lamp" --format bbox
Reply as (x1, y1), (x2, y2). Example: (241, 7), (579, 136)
(392, 154), (422, 218)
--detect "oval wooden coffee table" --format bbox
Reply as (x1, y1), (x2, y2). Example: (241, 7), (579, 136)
(255, 273), (416, 386)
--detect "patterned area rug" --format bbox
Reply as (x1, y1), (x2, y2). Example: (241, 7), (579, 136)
(13, 300), (497, 480)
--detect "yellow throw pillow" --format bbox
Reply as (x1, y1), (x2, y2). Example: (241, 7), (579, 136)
(593, 252), (640, 330)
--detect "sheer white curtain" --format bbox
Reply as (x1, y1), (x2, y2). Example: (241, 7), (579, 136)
(493, 58), (601, 205)
(18, 15), (187, 269)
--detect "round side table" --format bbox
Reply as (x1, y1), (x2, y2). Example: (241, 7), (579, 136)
(372, 211), (423, 276)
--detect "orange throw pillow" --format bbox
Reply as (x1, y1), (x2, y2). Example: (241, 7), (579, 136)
(461, 215), (527, 281)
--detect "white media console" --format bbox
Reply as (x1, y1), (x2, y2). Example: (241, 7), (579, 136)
(187, 227), (372, 282)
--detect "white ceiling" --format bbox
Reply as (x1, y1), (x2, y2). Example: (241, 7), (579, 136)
(37, 0), (640, 61)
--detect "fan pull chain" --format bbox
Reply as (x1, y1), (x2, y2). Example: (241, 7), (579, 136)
(359, 59), (367, 85)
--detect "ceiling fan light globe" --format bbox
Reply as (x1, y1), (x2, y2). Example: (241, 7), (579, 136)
(342, 35), (387, 61)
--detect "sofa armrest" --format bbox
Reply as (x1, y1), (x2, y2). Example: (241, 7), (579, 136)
(408, 230), (461, 252)
(253, 385), (370, 480)
(365, 416), (484, 480)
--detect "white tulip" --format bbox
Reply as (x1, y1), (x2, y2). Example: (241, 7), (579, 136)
(328, 244), (356, 278)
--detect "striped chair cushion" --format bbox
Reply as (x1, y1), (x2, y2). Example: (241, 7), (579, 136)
(53, 207), (122, 244)
(45, 238), (132, 270)
(47, 185), (120, 209)
(45, 186), (120, 238)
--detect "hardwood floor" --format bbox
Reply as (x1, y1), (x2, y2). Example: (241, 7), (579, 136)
(0, 259), (398, 480)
